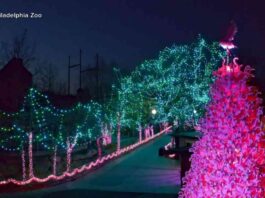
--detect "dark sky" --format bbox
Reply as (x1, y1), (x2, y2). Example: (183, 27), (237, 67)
(0, 0), (265, 90)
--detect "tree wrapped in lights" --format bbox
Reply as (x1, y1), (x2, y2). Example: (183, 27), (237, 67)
(180, 58), (265, 197)
(61, 102), (103, 170)
(118, 76), (147, 141)
(12, 89), (39, 179)
(8, 88), (104, 176)
(81, 103), (104, 157)
(43, 110), (63, 176)
(105, 94), (121, 152)
(0, 36), (225, 181)
(0, 37), (223, 154)
(129, 36), (224, 128)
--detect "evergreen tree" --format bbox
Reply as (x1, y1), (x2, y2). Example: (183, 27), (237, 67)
(180, 58), (265, 197)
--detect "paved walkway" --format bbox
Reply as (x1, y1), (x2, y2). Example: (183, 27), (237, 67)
(3, 134), (180, 198)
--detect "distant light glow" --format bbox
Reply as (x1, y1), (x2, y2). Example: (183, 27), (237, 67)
(151, 109), (157, 115)
(226, 65), (232, 72)
(219, 41), (236, 50)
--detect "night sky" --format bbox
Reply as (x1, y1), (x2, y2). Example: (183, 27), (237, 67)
(0, 0), (265, 90)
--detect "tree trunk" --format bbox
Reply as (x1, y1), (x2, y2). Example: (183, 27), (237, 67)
(66, 138), (72, 172)
(151, 125), (154, 137)
(21, 146), (26, 181)
(28, 132), (34, 178)
(53, 145), (57, 175)
(117, 113), (121, 152)
(97, 138), (102, 158)
(117, 125), (121, 151)
(66, 134), (79, 172)
(139, 125), (142, 142)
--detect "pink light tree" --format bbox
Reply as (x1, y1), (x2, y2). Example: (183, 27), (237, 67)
(180, 58), (265, 197)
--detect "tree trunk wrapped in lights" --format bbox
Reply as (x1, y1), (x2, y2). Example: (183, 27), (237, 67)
(66, 138), (71, 173)
(28, 132), (34, 179)
(102, 124), (112, 146)
(117, 113), (121, 152)
(144, 126), (151, 139)
(138, 125), (142, 142)
(150, 125), (154, 137)
(66, 134), (79, 172)
(96, 137), (102, 158)
(180, 58), (265, 197)
(21, 146), (26, 181)
(53, 145), (57, 175)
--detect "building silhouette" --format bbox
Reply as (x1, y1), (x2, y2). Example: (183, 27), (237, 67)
(0, 58), (32, 112)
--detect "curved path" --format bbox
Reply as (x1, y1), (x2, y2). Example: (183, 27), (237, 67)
(3, 134), (180, 198)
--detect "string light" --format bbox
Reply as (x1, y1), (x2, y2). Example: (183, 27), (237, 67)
(0, 88), (105, 152)
(0, 126), (171, 186)
(117, 36), (224, 130)
(0, 36), (223, 185)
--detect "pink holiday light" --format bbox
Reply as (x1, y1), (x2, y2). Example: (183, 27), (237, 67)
(53, 146), (57, 176)
(226, 65), (231, 72)
(66, 139), (72, 172)
(151, 125), (154, 137)
(117, 113), (121, 152)
(28, 132), (34, 179)
(180, 58), (265, 197)
(0, 126), (171, 187)
(96, 137), (102, 158)
(219, 41), (236, 50)
(21, 147), (26, 181)
(219, 21), (237, 55)
(102, 124), (112, 146)
(162, 122), (171, 134)
(66, 134), (79, 172)
(144, 127), (151, 139)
